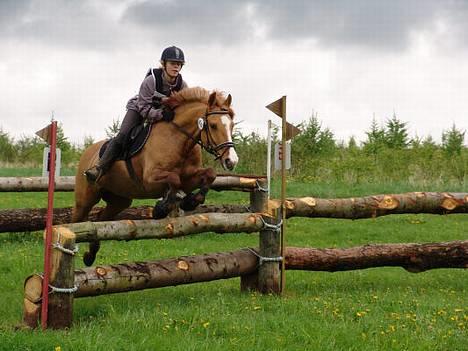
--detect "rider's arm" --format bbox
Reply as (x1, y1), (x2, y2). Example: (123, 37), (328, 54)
(135, 76), (164, 122)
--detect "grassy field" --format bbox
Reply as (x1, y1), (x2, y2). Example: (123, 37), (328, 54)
(0, 169), (466, 350)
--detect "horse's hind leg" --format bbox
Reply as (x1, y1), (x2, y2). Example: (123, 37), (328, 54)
(83, 192), (132, 266)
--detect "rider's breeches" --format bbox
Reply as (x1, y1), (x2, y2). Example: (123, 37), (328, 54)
(115, 109), (143, 144)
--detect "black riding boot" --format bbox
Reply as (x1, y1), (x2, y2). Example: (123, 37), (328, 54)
(84, 137), (123, 182)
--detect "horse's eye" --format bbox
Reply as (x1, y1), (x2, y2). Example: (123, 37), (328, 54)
(210, 124), (217, 130)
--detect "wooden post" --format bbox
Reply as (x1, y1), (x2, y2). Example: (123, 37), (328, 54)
(249, 178), (268, 213)
(23, 226), (76, 329)
(258, 210), (281, 293)
(241, 178), (269, 291)
(47, 226), (76, 329)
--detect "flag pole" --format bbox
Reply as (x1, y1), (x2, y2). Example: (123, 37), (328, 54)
(41, 120), (57, 329)
(280, 96), (286, 292)
(266, 120), (272, 199)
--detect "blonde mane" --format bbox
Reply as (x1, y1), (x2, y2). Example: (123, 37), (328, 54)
(167, 87), (232, 116)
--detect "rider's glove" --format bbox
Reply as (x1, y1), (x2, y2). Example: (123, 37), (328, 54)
(162, 108), (175, 122)
(152, 95), (162, 109)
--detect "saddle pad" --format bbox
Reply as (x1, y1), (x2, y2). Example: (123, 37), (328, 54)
(99, 122), (153, 160)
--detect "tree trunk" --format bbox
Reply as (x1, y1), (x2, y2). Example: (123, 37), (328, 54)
(74, 248), (258, 297)
(0, 175), (265, 192)
(285, 240), (468, 273)
(63, 213), (263, 243)
(23, 240), (467, 328)
(0, 204), (249, 233)
(269, 192), (468, 219)
(3, 192), (467, 234)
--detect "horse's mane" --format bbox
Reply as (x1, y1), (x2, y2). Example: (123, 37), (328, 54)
(170, 87), (211, 105)
(166, 87), (233, 116)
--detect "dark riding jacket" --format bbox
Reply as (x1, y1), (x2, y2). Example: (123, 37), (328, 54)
(126, 68), (188, 122)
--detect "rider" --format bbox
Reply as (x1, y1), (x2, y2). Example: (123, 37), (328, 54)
(85, 46), (188, 182)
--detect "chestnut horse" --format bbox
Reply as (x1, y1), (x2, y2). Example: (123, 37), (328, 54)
(72, 87), (238, 266)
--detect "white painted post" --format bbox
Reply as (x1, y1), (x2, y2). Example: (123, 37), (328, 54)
(42, 147), (61, 178)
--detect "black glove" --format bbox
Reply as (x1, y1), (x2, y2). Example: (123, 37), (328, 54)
(162, 108), (175, 122)
(152, 95), (162, 108)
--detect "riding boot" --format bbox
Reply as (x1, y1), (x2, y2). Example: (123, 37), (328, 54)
(84, 137), (123, 182)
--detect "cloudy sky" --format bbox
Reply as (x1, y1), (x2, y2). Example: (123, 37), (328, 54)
(1, 0), (467, 145)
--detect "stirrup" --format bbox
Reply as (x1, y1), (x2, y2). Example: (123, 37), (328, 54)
(84, 166), (102, 183)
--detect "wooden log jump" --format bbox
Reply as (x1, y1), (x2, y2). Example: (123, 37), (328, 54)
(0, 174), (266, 192)
(269, 192), (468, 219)
(2, 192), (466, 233)
(0, 204), (250, 233)
(62, 213), (264, 243)
(23, 240), (468, 329)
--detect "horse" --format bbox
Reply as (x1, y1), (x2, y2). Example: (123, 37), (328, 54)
(72, 87), (238, 266)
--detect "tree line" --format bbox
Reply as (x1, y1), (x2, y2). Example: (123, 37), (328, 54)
(0, 115), (466, 185)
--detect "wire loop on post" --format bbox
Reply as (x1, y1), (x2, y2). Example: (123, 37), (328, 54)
(53, 231), (79, 255)
(53, 242), (79, 256)
(247, 248), (283, 267)
(255, 180), (269, 193)
(48, 284), (79, 294)
(260, 216), (282, 233)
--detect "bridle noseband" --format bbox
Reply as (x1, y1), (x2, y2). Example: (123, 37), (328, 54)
(170, 109), (235, 160)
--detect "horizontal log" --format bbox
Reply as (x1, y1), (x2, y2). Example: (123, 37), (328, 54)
(74, 248), (258, 297)
(2, 191), (467, 234)
(0, 204), (249, 233)
(269, 192), (468, 219)
(285, 240), (468, 273)
(60, 213), (264, 243)
(0, 175), (265, 192)
(69, 240), (468, 298)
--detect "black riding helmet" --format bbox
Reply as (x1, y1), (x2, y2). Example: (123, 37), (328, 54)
(161, 46), (185, 64)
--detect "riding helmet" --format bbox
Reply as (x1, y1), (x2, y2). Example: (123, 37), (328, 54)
(161, 46), (185, 64)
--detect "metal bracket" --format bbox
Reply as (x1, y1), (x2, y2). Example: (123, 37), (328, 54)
(247, 248), (283, 266)
(255, 180), (269, 193)
(260, 216), (282, 233)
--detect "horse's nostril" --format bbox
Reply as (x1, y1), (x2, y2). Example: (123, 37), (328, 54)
(225, 159), (233, 170)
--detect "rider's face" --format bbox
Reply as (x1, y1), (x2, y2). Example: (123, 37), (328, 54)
(165, 61), (183, 79)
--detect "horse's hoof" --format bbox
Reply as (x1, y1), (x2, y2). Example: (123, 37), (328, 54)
(153, 202), (170, 219)
(83, 251), (96, 266)
(180, 193), (200, 212)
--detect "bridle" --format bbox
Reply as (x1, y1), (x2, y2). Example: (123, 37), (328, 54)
(170, 109), (235, 160)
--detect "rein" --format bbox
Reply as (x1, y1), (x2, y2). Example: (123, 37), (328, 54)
(170, 109), (235, 160)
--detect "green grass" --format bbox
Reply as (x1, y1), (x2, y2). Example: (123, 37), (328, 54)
(0, 172), (466, 350)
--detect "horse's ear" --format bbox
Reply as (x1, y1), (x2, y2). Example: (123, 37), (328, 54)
(223, 94), (232, 108)
(208, 92), (217, 108)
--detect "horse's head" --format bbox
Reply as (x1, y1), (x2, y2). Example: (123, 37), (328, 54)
(200, 92), (238, 170)
(167, 88), (239, 171)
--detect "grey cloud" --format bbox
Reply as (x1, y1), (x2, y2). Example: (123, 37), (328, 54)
(0, 0), (129, 50)
(123, 0), (468, 51)
(122, 0), (256, 44)
(256, 0), (441, 50)
(2, 0), (468, 52)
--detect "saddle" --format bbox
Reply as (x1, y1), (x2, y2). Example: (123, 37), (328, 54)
(99, 122), (153, 183)
(99, 122), (153, 160)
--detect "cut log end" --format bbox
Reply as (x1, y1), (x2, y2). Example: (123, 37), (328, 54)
(441, 198), (459, 211)
(23, 275), (43, 329)
(378, 195), (399, 210)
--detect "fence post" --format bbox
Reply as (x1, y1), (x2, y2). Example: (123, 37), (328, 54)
(23, 226), (77, 329)
(257, 210), (282, 294)
(47, 226), (76, 329)
(241, 209), (281, 294)
(241, 178), (269, 291)
(249, 178), (268, 213)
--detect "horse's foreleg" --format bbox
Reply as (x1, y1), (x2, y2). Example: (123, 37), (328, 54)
(146, 171), (182, 219)
(180, 168), (216, 211)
